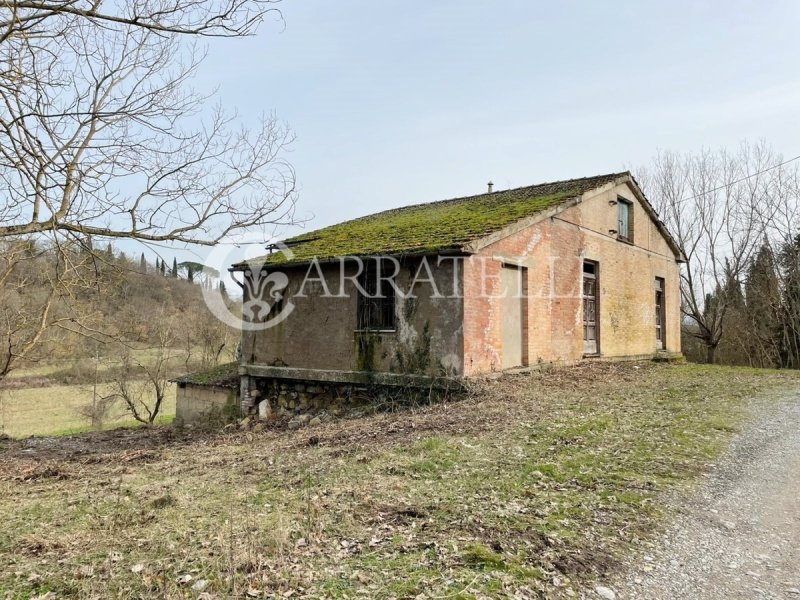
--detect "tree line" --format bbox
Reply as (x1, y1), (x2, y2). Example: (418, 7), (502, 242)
(637, 141), (800, 367)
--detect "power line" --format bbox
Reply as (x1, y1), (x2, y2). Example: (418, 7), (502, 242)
(680, 153), (800, 203)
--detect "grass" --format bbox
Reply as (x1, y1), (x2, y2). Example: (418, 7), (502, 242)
(0, 383), (176, 438)
(0, 348), (211, 437)
(5, 347), (182, 381)
(0, 362), (797, 599)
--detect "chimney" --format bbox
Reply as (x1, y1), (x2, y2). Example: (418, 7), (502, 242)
(487, 181), (494, 193)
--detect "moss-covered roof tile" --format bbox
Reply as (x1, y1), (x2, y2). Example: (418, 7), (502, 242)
(172, 362), (239, 388)
(235, 172), (626, 267)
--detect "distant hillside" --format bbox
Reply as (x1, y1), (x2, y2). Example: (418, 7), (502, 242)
(1, 242), (238, 381)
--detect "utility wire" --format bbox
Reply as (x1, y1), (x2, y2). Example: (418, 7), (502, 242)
(679, 153), (800, 202)
(217, 153), (800, 246)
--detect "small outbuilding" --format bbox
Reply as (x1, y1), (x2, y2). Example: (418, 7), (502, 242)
(173, 363), (239, 426)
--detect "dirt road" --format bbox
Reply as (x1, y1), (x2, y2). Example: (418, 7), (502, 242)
(610, 393), (800, 600)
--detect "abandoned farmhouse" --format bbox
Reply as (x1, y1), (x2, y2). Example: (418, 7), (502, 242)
(176, 171), (684, 422)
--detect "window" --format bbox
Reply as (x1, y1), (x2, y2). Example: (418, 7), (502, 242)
(617, 198), (633, 242)
(655, 277), (665, 350)
(356, 259), (396, 330)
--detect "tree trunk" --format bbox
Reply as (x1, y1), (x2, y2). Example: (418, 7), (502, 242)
(706, 343), (717, 364)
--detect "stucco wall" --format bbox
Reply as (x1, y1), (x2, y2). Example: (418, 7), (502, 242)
(242, 259), (464, 377)
(175, 384), (237, 425)
(463, 181), (682, 374)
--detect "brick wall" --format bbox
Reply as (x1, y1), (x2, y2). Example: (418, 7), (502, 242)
(463, 181), (682, 374)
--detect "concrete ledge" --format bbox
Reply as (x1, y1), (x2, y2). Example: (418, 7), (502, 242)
(585, 352), (683, 363)
(240, 364), (461, 389)
(476, 352), (684, 379)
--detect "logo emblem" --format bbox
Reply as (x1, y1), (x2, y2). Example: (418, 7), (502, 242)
(201, 233), (295, 331)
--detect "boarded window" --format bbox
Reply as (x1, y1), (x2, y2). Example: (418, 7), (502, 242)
(618, 198), (633, 242)
(357, 259), (397, 330)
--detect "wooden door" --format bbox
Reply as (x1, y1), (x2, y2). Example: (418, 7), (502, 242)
(501, 265), (527, 368)
(583, 262), (598, 355)
(655, 277), (665, 350)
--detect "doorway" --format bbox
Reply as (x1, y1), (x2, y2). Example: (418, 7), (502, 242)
(655, 277), (665, 350)
(500, 264), (528, 369)
(583, 261), (598, 355)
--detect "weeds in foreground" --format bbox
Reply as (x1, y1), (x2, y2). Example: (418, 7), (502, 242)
(0, 362), (797, 598)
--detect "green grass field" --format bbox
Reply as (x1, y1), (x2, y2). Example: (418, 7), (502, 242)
(0, 354), (185, 437)
(0, 383), (176, 437)
(0, 362), (797, 598)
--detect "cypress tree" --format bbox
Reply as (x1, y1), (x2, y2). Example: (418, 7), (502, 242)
(172, 257), (178, 278)
(780, 235), (800, 368)
(744, 243), (782, 367)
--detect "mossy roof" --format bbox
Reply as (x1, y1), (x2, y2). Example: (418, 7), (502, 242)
(234, 172), (626, 267)
(172, 362), (239, 388)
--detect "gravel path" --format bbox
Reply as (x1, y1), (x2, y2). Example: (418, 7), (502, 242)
(607, 392), (800, 600)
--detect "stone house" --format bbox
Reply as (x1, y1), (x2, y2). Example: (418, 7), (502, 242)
(228, 171), (684, 416)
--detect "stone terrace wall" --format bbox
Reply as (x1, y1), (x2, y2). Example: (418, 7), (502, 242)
(242, 375), (461, 423)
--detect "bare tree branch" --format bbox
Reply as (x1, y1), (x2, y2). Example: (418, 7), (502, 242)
(0, 0), (283, 42)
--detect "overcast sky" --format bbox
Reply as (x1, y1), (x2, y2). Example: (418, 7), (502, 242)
(183, 0), (800, 268)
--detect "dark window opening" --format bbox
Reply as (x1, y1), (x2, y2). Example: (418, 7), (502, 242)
(617, 197), (633, 242)
(357, 259), (397, 331)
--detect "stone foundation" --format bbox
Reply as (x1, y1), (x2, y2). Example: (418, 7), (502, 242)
(240, 375), (463, 420)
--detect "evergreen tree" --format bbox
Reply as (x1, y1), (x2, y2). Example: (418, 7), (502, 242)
(172, 257), (178, 278)
(219, 281), (228, 301)
(139, 253), (147, 273)
(160, 260), (166, 276)
(187, 266), (194, 283)
(780, 235), (800, 368)
(744, 243), (782, 367)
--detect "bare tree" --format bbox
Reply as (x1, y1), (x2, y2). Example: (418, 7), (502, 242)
(0, 8), (295, 243)
(196, 311), (236, 367)
(0, 0), (295, 378)
(111, 322), (176, 424)
(0, 1), (283, 42)
(636, 142), (789, 363)
(0, 237), (98, 378)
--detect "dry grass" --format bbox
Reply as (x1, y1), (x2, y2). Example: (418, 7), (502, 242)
(0, 362), (797, 599)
